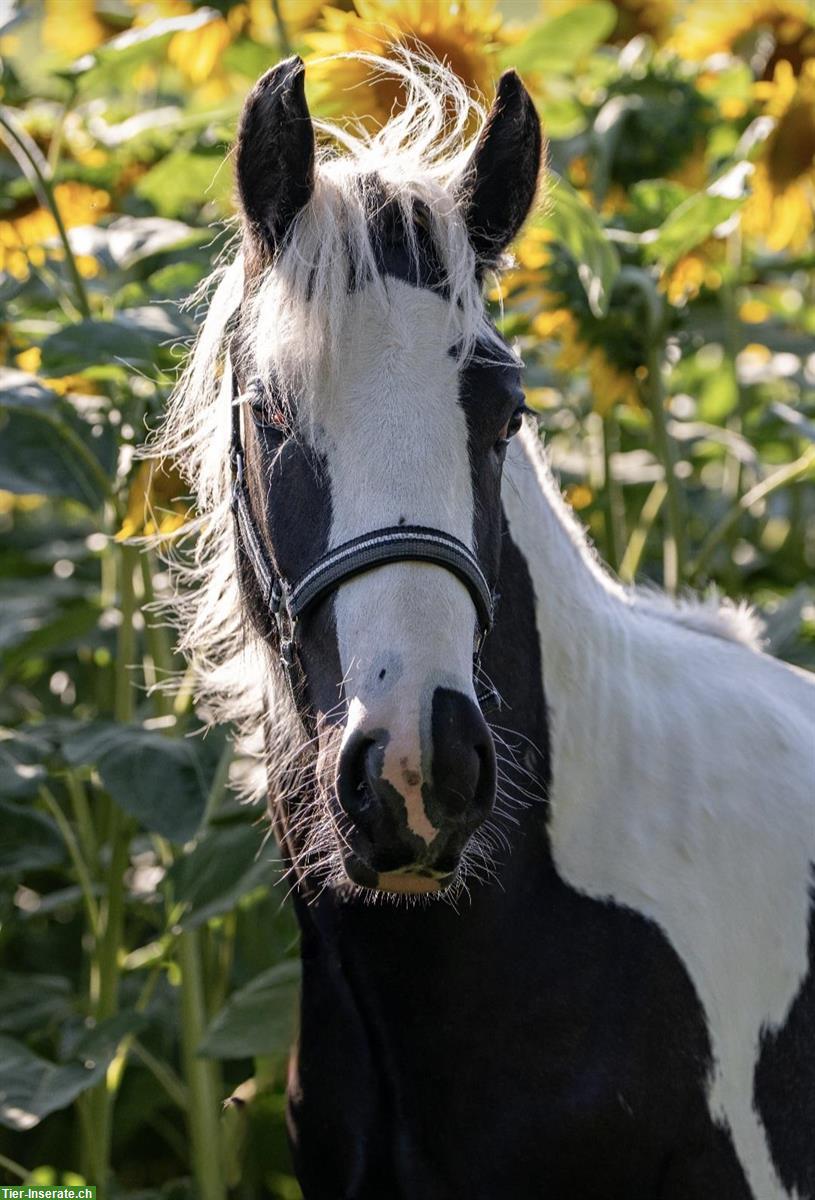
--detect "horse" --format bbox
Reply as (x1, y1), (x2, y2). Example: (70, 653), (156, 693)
(156, 51), (815, 1200)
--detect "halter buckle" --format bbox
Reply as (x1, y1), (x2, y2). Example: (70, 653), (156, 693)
(271, 579), (297, 652)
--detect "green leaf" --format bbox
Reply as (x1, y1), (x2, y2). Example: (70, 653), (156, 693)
(503, 2), (617, 74)
(0, 579), (88, 654)
(135, 150), (232, 220)
(541, 177), (620, 316)
(170, 822), (279, 930)
(199, 961), (301, 1060)
(145, 261), (208, 301)
(0, 729), (51, 800)
(0, 367), (59, 410)
(0, 1012), (145, 1130)
(63, 724), (210, 844)
(698, 368), (739, 423)
(1, 598), (100, 677)
(538, 94), (587, 139)
(71, 9), (222, 79)
(0, 404), (109, 507)
(0, 1035), (105, 1130)
(38, 308), (190, 378)
(645, 162), (752, 268)
(0, 972), (72, 1035)
(0, 800), (66, 874)
(68, 216), (206, 272)
(762, 585), (815, 656)
(627, 179), (692, 227)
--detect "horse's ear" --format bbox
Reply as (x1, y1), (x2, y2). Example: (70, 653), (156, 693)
(236, 56), (315, 257)
(461, 70), (542, 266)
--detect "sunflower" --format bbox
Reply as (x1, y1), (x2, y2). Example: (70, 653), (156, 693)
(167, 15), (233, 86)
(116, 461), (190, 542)
(510, 237), (644, 413)
(305, 0), (504, 124)
(743, 59), (815, 251)
(0, 183), (110, 280)
(671, 0), (815, 80)
(660, 241), (724, 305)
(42, 0), (109, 59)
(278, 0), (335, 38)
(545, 312), (641, 412)
(542, 0), (677, 47)
(598, 64), (714, 192)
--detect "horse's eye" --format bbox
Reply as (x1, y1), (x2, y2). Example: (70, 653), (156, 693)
(250, 381), (288, 434)
(495, 405), (528, 449)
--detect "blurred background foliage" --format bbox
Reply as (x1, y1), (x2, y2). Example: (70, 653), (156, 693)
(0, 0), (814, 1197)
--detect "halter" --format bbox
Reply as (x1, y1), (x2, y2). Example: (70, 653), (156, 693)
(228, 363), (499, 726)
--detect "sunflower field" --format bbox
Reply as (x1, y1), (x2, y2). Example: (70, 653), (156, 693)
(0, 0), (813, 1197)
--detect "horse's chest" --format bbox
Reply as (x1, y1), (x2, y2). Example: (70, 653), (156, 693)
(292, 882), (754, 1200)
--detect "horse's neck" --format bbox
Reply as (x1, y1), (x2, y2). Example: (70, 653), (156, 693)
(499, 425), (624, 706)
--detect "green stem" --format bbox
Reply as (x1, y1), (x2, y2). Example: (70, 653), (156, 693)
(253, 1055), (278, 1092)
(39, 785), (99, 937)
(601, 413), (625, 573)
(271, 0), (292, 56)
(0, 106), (91, 319)
(88, 816), (129, 1195)
(643, 341), (686, 593)
(619, 480), (668, 584)
(178, 930), (227, 1200)
(689, 445), (815, 583)
(129, 1038), (189, 1110)
(115, 544), (137, 723)
(0, 1152), (28, 1181)
(84, 541), (138, 1198)
(64, 769), (98, 870)
(203, 738), (235, 826)
(139, 552), (175, 717)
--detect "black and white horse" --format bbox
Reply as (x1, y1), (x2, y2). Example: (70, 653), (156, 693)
(158, 53), (815, 1200)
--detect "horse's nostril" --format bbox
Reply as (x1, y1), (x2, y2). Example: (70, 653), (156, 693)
(337, 732), (378, 819)
(429, 688), (496, 824)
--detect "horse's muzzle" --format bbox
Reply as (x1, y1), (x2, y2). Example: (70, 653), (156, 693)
(334, 688), (496, 892)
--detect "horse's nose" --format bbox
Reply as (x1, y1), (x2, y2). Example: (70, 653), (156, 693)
(428, 687), (496, 829)
(335, 688), (496, 883)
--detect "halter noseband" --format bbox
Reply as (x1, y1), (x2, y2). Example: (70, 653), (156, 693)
(228, 362), (498, 725)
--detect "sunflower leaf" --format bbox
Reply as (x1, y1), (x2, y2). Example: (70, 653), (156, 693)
(198, 962), (301, 1060)
(645, 162), (752, 268)
(541, 176), (620, 317)
(504, 3), (617, 74)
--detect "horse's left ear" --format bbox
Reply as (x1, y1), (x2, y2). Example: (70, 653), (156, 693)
(462, 70), (542, 266)
(236, 55), (315, 257)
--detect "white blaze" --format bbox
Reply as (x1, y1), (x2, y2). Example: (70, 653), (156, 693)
(312, 278), (477, 842)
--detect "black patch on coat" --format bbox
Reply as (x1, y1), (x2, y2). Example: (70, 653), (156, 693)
(754, 873), (815, 1198)
(242, 409), (342, 720)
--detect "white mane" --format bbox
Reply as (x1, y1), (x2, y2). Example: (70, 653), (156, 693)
(149, 50), (499, 797)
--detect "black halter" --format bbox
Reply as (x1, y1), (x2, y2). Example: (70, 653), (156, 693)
(228, 362), (498, 724)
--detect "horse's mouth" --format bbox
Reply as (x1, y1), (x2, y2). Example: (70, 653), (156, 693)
(341, 848), (455, 894)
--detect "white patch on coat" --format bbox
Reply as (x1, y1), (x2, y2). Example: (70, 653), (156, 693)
(502, 425), (815, 1200)
(312, 278), (478, 844)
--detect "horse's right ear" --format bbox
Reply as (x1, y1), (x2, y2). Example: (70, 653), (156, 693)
(236, 56), (315, 257)
(461, 70), (542, 268)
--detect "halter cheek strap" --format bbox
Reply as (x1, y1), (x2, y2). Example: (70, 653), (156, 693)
(228, 364), (499, 724)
